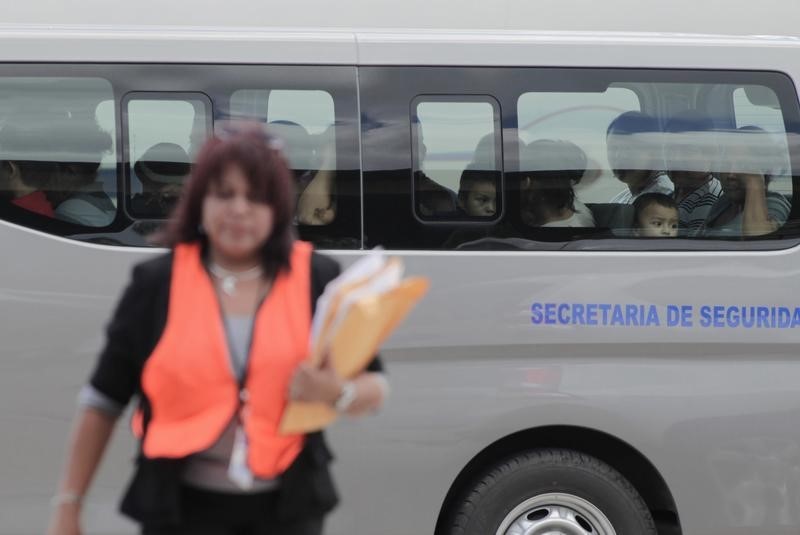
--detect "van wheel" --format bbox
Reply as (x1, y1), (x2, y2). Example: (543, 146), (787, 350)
(448, 449), (656, 535)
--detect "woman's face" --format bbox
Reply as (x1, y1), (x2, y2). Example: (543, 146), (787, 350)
(202, 164), (274, 263)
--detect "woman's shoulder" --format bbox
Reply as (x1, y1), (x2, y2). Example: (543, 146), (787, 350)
(129, 250), (174, 288)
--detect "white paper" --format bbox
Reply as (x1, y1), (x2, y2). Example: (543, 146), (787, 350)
(227, 425), (254, 490)
(310, 247), (386, 346)
(323, 259), (404, 346)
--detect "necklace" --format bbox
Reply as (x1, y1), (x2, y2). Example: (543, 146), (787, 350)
(208, 262), (264, 296)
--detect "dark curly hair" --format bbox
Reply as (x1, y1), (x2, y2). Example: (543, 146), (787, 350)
(159, 123), (296, 276)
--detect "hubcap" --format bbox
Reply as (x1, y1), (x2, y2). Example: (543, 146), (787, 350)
(497, 493), (617, 535)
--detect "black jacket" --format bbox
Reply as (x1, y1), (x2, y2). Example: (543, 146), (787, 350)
(88, 246), (382, 527)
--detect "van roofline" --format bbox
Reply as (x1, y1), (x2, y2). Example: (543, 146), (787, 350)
(0, 24), (798, 42)
(0, 25), (797, 66)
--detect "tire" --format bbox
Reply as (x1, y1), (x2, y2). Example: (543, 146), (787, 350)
(448, 448), (657, 535)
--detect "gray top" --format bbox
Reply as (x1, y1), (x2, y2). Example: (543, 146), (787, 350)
(223, 315), (253, 381)
(55, 189), (116, 227)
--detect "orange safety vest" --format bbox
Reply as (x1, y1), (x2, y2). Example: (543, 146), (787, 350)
(138, 240), (312, 478)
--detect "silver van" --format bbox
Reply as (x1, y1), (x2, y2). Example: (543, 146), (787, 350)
(1, 26), (800, 535)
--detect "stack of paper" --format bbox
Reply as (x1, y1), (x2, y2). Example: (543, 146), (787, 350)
(280, 249), (429, 434)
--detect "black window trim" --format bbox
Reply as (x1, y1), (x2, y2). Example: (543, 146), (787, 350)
(120, 90), (214, 221)
(410, 93), (505, 226)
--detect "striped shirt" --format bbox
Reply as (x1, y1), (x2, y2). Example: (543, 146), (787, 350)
(702, 191), (791, 237)
(674, 176), (722, 236)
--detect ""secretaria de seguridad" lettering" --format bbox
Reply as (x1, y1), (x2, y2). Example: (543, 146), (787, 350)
(530, 302), (800, 329)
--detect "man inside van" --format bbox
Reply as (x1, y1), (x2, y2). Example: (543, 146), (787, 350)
(130, 143), (190, 219)
(702, 126), (791, 237)
(53, 117), (116, 227)
(663, 110), (722, 235)
(607, 111), (673, 204)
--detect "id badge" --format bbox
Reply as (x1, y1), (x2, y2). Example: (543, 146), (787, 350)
(227, 424), (254, 490)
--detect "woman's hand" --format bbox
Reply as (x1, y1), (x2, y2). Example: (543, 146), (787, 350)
(289, 363), (389, 416)
(47, 408), (115, 535)
(288, 362), (344, 405)
(47, 503), (81, 535)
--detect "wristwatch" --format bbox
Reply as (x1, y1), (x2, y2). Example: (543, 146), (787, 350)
(334, 381), (357, 412)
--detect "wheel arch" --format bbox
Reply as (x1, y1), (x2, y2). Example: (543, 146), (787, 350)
(433, 425), (682, 535)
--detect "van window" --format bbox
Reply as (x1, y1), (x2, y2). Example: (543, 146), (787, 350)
(360, 67), (800, 249)
(412, 98), (502, 221)
(506, 81), (795, 242)
(517, 88), (641, 204)
(267, 90), (335, 134)
(0, 77), (117, 229)
(228, 86), (356, 244)
(0, 64), (359, 248)
(125, 95), (211, 220)
(733, 86), (792, 196)
(230, 89), (336, 169)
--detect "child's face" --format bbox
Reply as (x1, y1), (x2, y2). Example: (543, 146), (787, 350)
(463, 181), (496, 217)
(635, 203), (679, 237)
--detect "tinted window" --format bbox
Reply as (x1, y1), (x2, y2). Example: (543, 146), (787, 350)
(518, 88), (641, 204)
(125, 95), (210, 220)
(0, 65), (360, 249)
(733, 86), (791, 197)
(230, 89), (342, 228)
(361, 67), (799, 250)
(0, 77), (117, 231)
(219, 69), (360, 249)
(412, 98), (502, 221)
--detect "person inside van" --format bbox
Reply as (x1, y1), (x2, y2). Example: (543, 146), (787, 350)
(263, 120), (341, 226)
(519, 139), (596, 227)
(703, 126), (791, 237)
(53, 117), (116, 227)
(632, 192), (679, 237)
(295, 124), (337, 226)
(130, 143), (190, 218)
(607, 111), (673, 203)
(440, 168), (498, 248)
(457, 167), (497, 217)
(663, 109), (722, 235)
(440, 139), (500, 248)
(0, 123), (59, 218)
